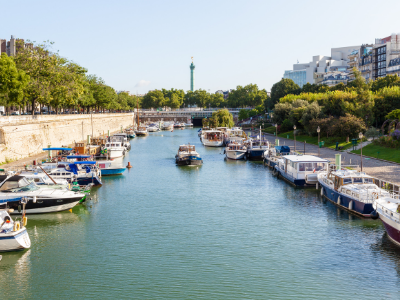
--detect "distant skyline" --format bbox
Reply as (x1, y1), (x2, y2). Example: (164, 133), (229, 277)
(1, 0), (399, 94)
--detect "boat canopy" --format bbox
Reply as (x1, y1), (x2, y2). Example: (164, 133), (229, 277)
(74, 161), (96, 165)
(275, 146), (290, 154)
(43, 147), (72, 151)
(66, 155), (91, 159)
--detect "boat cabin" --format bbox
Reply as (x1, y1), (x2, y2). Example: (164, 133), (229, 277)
(324, 169), (375, 191)
(203, 130), (223, 141)
(278, 155), (328, 180)
(0, 175), (37, 192)
(227, 143), (246, 151)
(178, 145), (196, 152)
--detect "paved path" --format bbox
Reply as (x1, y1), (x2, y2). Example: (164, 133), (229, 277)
(256, 132), (400, 185)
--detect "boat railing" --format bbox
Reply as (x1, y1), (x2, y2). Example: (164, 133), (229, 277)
(374, 201), (400, 223)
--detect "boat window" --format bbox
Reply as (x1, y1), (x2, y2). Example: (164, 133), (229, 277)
(12, 182), (39, 192)
(0, 181), (19, 191)
(34, 178), (41, 182)
(364, 178), (373, 184)
(353, 177), (363, 183)
(299, 163), (314, 172)
(343, 178), (352, 185)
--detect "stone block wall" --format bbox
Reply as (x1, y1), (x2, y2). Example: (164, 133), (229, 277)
(0, 113), (134, 164)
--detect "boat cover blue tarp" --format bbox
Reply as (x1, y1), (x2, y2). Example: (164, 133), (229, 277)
(67, 155), (91, 159)
(275, 146), (291, 153)
(43, 147), (72, 151)
(67, 164), (79, 175)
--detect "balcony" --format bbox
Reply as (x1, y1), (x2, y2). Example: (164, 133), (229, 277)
(361, 69), (370, 73)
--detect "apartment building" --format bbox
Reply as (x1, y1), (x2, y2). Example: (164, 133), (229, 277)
(372, 34), (400, 80)
(283, 46), (359, 87)
(0, 35), (32, 56)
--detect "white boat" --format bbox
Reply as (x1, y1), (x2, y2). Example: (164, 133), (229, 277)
(147, 126), (159, 132)
(275, 155), (328, 187)
(161, 122), (174, 131)
(185, 123), (193, 127)
(225, 127), (246, 144)
(201, 130), (224, 147)
(0, 175), (85, 214)
(225, 143), (247, 160)
(20, 171), (69, 189)
(135, 126), (148, 136)
(0, 198), (31, 252)
(112, 133), (131, 150)
(319, 167), (390, 217)
(104, 141), (126, 158)
(373, 197), (400, 247)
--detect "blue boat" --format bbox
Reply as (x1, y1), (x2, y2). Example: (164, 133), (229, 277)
(97, 161), (126, 176)
(274, 155), (328, 187)
(318, 168), (390, 217)
(263, 145), (291, 167)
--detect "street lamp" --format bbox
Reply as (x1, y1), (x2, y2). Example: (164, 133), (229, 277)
(293, 125), (296, 152)
(359, 132), (363, 171)
(317, 126), (321, 157)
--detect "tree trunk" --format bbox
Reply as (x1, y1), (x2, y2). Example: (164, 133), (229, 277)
(346, 136), (349, 143)
(31, 99), (36, 116)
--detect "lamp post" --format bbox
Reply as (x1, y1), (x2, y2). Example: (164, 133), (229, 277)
(317, 126), (321, 157)
(359, 132), (363, 171)
(293, 125), (296, 152)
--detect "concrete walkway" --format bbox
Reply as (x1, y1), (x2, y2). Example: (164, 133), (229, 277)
(259, 133), (400, 185)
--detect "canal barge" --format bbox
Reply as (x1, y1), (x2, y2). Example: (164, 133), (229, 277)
(274, 155), (328, 187)
(201, 130), (224, 147)
(318, 168), (390, 217)
(175, 144), (203, 166)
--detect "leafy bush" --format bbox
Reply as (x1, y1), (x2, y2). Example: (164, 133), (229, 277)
(391, 130), (400, 140)
(372, 135), (400, 148)
(280, 119), (294, 132)
(364, 127), (380, 139)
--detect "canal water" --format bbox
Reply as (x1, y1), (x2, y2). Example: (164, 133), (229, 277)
(1, 128), (400, 299)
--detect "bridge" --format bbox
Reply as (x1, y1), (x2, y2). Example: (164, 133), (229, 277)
(135, 108), (242, 126)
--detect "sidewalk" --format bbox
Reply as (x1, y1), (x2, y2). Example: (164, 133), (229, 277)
(260, 132), (400, 185)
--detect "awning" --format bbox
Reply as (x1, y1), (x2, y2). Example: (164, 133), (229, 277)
(43, 148), (72, 151)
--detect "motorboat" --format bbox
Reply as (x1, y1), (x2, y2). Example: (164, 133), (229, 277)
(161, 122), (174, 131)
(147, 126), (159, 132)
(125, 129), (136, 138)
(0, 175), (85, 214)
(0, 198), (31, 251)
(175, 144), (203, 166)
(201, 130), (224, 147)
(274, 155), (328, 187)
(19, 171), (69, 188)
(373, 197), (400, 246)
(245, 127), (269, 161)
(95, 158), (126, 176)
(318, 167), (390, 217)
(43, 161), (102, 186)
(112, 133), (131, 150)
(225, 142), (247, 160)
(225, 127), (247, 145)
(174, 122), (183, 128)
(185, 123), (193, 127)
(104, 141), (126, 159)
(135, 126), (148, 136)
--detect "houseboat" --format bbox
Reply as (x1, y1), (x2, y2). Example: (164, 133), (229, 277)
(175, 144), (203, 166)
(274, 155), (328, 187)
(264, 146), (291, 168)
(225, 143), (247, 160)
(201, 130), (224, 147)
(318, 168), (391, 217)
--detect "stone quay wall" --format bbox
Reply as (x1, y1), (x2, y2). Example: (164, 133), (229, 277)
(0, 113), (135, 164)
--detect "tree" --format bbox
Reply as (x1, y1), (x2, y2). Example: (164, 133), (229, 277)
(238, 109), (249, 121)
(141, 90), (165, 108)
(0, 53), (29, 114)
(371, 74), (400, 92)
(211, 109), (234, 127)
(270, 78), (300, 107)
(386, 109), (400, 120)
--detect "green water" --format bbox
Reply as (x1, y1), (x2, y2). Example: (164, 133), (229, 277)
(1, 128), (400, 299)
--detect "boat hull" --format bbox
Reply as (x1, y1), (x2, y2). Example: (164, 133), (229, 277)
(100, 168), (126, 176)
(107, 149), (125, 159)
(378, 213), (400, 247)
(226, 151), (246, 160)
(274, 167), (315, 187)
(0, 228), (31, 252)
(202, 140), (224, 147)
(320, 182), (374, 217)
(246, 149), (266, 161)
(76, 176), (102, 186)
(9, 197), (82, 214)
(176, 156), (203, 166)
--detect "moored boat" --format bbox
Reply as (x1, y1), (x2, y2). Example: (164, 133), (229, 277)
(175, 144), (203, 166)
(0, 198), (31, 252)
(135, 126), (149, 136)
(275, 155), (328, 187)
(373, 197), (400, 246)
(225, 143), (247, 160)
(318, 167), (390, 217)
(201, 130), (224, 147)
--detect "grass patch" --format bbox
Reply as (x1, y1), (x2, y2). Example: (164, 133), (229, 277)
(277, 131), (355, 150)
(263, 127), (277, 134)
(351, 144), (400, 163)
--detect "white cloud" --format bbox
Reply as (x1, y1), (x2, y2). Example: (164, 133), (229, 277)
(135, 80), (150, 87)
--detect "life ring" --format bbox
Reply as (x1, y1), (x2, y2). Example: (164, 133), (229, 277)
(13, 221), (20, 232)
(23, 217), (28, 227)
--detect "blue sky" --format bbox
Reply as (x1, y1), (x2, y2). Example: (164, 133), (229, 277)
(2, 0), (400, 93)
